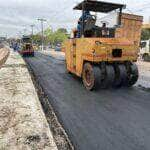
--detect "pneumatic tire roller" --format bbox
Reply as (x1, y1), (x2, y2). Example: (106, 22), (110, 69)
(82, 62), (138, 90)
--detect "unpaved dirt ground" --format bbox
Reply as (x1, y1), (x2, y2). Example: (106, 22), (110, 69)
(25, 52), (150, 150)
(0, 50), (57, 150)
(27, 65), (74, 150)
(136, 61), (150, 89)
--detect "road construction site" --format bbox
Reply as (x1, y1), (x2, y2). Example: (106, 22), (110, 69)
(1, 46), (150, 150)
(0, 0), (150, 149)
(24, 50), (150, 150)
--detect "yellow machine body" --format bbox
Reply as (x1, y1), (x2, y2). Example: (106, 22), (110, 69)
(63, 13), (143, 77)
(64, 37), (138, 77)
(63, 0), (143, 90)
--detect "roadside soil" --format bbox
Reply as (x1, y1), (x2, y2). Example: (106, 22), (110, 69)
(26, 62), (74, 150)
(136, 61), (150, 89)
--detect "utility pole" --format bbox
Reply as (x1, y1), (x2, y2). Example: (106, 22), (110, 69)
(30, 25), (35, 36)
(30, 25), (35, 45)
(37, 18), (46, 51)
(23, 28), (27, 36)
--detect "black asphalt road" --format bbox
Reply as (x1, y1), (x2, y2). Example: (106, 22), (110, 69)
(25, 52), (150, 150)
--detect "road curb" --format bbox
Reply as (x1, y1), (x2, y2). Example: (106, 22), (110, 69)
(0, 46), (10, 69)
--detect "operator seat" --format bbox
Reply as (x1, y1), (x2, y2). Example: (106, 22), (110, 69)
(84, 16), (96, 37)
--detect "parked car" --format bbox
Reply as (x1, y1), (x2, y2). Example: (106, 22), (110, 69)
(140, 40), (150, 61)
(55, 44), (61, 51)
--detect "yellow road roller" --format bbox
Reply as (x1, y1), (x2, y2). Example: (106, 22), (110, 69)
(63, 0), (143, 90)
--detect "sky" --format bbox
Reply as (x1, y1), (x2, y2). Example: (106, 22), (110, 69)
(0, 0), (149, 37)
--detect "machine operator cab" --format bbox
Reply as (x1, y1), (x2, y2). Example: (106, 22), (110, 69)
(72, 0), (126, 38)
(64, 0), (142, 90)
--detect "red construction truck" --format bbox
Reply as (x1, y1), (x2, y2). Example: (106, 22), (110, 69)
(20, 36), (34, 57)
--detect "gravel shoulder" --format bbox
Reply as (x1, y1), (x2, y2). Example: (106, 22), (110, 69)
(0, 49), (57, 150)
(136, 61), (150, 89)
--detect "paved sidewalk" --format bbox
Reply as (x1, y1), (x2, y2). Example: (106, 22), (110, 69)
(0, 49), (58, 150)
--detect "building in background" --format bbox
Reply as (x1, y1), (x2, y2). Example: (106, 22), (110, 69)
(143, 24), (150, 29)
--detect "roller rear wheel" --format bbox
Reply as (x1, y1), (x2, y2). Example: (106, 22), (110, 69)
(82, 63), (101, 91)
(101, 65), (115, 89)
(113, 64), (127, 87)
(126, 63), (139, 87)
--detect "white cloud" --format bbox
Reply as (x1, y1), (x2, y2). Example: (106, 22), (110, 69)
(0, 0), (149, 37)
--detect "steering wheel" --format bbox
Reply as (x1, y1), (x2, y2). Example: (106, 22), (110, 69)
(101, 21), (109, 26)
(91, 15), (96, 21)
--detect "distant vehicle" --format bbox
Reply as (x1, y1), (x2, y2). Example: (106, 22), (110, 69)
(0, 37), (6, 42)
(20, 36), (34, 57)
(140, 40), (150, 61)
(13, 42), (20, 52)
(55, 44), (61, 51)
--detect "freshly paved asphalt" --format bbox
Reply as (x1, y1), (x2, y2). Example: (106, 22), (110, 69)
(25, 52), (150, 150)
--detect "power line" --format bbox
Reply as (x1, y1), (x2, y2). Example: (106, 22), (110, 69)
(128, 3), (150, 13)
(135, 6), (150, 13)
(126, 8), (134, 14)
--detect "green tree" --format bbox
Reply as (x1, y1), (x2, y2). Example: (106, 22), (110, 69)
(57, 28), (67, 34)
(31, 34), (42, 45)
(44, 28), (68, 45)
(44, 28), (54, 45)
(31, 27), (69, 47)
(141, 29), (150, 40)
(53, 29), (68, 45)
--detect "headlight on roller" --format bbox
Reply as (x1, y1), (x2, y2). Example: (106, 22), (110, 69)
(95, 41), (102, 46)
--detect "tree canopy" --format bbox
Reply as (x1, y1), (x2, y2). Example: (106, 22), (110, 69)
(141, 29), (150, 40)
(32, 28), (69, 46)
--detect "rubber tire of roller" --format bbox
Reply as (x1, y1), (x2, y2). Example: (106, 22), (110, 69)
(127, 63), (139, 87)
(101, 65), (115, 89)
(113, 64), (127, 87)
(82, 63), (101, 91)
